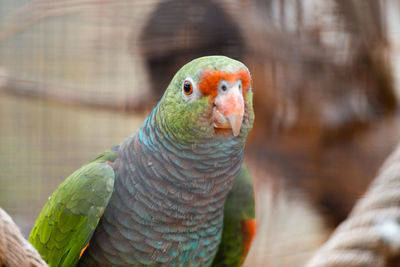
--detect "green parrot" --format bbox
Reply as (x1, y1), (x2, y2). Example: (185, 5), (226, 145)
(29, 56), (256, 266)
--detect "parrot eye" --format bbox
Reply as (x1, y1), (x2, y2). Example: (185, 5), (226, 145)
(218, 80), (229, 93)
(182, 77), (199, 100)
(183, 81), (193, 95)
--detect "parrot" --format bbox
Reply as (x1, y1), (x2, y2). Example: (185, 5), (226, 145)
(29, 56), (256, 267)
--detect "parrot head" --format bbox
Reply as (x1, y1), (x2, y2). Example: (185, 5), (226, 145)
(156, 56), (254, 143)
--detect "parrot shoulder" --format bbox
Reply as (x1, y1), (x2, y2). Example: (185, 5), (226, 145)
(212, 164), (256, 266)
(29, 148), (118, 267)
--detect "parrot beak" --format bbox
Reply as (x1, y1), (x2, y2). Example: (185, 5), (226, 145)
(213, 82), (244, 136)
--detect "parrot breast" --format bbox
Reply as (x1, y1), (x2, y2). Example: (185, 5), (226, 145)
(78, 108), (245, 267)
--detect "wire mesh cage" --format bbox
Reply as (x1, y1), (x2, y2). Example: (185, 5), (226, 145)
(1, 0), (400, 266)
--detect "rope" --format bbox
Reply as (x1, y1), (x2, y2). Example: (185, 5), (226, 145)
(306, 145), (400, 267)
(0, 208), (47, 267)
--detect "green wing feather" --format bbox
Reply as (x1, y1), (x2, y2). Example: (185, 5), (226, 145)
(212, 165), (256, 267)
(29, 149), (117, 267)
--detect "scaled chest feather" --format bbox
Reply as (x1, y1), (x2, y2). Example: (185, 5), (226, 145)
(78, 131), (244, 266)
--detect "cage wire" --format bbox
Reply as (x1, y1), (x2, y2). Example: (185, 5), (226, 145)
(0, 0), (154, 235)
(1, 1), (400, 266)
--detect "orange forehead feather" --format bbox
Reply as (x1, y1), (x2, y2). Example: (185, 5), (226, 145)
(198, 68), (251, 97)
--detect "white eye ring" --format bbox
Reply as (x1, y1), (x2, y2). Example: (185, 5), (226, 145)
(218, 80), (229, 93)
(181, 77), (200, 100)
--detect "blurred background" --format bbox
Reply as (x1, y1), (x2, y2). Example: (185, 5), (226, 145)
(1, 0), (400, 266)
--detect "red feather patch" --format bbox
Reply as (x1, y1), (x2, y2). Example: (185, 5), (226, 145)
(79, 242), (90, 259)
(241, 219), (257, 263)
(199, 68), (251, 97)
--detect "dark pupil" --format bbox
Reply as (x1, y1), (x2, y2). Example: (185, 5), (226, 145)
(221, 85), (227, 91)
(184, 82), (192, 93)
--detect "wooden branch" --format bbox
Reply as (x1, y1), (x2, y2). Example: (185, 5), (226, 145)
(0, 208), (47, 267)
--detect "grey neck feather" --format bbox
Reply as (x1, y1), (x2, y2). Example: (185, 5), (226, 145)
(118, 108), (245, 210)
